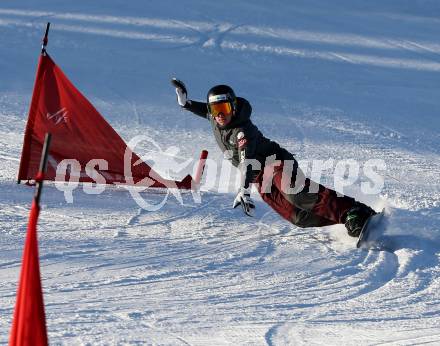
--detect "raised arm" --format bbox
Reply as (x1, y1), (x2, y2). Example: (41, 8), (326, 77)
(171, 78), (209, 119)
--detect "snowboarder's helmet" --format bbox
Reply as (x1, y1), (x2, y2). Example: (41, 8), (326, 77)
(207, 84), (237, 117)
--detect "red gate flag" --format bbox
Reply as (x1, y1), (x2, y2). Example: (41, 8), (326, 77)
(9, 200), (48, 346)
(17, 53), (206, 189)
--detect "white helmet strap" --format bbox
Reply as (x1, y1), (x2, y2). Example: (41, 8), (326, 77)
(208, 94), (229, 103)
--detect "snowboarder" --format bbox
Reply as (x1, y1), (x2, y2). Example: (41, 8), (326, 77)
(171, 79), (376, 237)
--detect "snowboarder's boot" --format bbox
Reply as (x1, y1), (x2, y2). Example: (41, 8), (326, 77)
(344, 202), (377, 237)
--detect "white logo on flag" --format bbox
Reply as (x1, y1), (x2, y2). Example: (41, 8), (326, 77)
(47, 107), (68, 124)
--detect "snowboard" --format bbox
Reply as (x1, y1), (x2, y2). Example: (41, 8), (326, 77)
(356, 209), (386, 248)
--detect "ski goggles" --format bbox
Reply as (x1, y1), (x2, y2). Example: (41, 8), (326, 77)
(208, 101), (233, 117)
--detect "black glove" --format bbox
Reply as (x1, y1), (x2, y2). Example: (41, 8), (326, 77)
(232, 187), (255, 217)
(171, 78), (187, 107)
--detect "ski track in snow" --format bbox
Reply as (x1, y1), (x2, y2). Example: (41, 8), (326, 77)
(1, 8), (440, 71)
(1, 1), (440, 344)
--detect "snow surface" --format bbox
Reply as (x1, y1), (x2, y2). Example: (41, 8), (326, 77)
(1, 0), (440, 344)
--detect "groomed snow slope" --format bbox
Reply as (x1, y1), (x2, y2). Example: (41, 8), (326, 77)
(1, 0), (440, 344)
